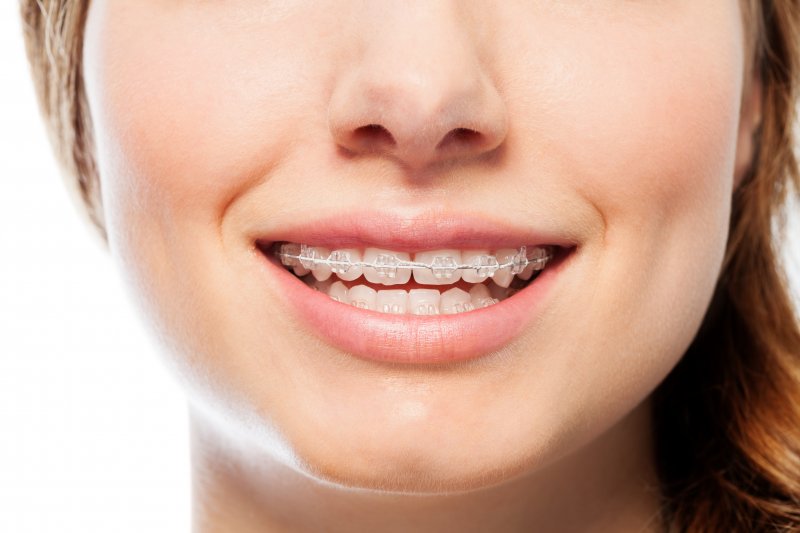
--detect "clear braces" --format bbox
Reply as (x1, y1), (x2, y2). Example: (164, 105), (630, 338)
(275, 244), (553, 279)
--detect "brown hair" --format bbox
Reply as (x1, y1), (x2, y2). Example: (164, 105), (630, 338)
(653, 2), (800, 530)
(20, 1), (800, 530)
(20, 0), (101, 236)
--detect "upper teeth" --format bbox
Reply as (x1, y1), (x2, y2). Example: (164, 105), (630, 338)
(275, 243), (552, 287)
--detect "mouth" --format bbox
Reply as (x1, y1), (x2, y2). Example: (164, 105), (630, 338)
(267, 242), (556, 314)
(251, 211), (575, 365)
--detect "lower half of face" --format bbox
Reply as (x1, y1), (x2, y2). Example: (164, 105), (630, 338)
(84, 1), (748, 491)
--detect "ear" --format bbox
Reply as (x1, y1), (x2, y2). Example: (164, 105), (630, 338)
(733, 72), (763, 188)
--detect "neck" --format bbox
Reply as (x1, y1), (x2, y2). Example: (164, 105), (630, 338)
(190, 399), (663, 532)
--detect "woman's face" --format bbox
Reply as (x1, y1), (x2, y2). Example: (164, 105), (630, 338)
(83, 2), (756, 491)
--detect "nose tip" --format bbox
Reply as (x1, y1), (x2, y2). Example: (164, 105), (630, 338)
(328, 45), (508, 173)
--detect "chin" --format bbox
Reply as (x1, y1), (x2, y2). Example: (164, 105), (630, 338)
(290, 440), (536, 495)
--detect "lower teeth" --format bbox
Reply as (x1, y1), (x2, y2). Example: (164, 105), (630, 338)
(300, 273), (536, 315)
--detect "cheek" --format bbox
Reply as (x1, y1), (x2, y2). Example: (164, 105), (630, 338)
(561, 38), (742, 346)
(570, 56), (741, 237)
(83, 2), (339, 246)
(523, 9), (744, 233)
(493, 6), (745, 337)
(82, 5), (374, 450)
(496, 3), (744, 234)
(524, 6), (743, 294)
(499, 5), (745, 431)
(81, 4), (325, 392)
(575, 30), (742, 320)
(83, 3), (334, 323)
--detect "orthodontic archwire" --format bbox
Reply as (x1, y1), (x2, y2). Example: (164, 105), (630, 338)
(275, 244), (553, 279)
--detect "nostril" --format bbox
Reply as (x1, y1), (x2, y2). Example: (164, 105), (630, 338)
(436, 127), (483, 151)
(351, 124), (397, 151)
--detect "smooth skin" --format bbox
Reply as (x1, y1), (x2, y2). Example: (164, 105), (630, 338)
(83, 2), (761, 531)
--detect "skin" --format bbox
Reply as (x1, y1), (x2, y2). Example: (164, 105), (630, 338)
(82, 1), (761, 531)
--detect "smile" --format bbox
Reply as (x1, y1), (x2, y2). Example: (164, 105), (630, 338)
(251, 210), (575, 364)
(272, 243), (554, 315)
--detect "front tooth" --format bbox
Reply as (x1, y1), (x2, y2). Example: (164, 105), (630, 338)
(440, 287), (474, 314)
(376, 289), (408, 314)
(310, 246), (333, 281)
(363, 248), (411, 285)
(329, 248), (363, 281)
(491, 248), (518, 288)
(348, 284), (377, 310)
(412, 249), (462, 285)
(469, 284), (499, 308)
(461, 250), (496, 283)
(408, 289), (441, 315)
(328, 281), (349, 304)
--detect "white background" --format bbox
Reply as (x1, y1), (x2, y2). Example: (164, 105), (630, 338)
(1, 4), (798, 533)
(0, 6), (189, 533)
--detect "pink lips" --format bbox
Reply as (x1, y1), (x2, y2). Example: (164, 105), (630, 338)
(252, 210), (574, 365)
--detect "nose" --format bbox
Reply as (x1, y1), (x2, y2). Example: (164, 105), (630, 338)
(328, 4), (508, 173)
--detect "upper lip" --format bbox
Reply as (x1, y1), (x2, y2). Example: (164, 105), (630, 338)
(251, 208), (576, 252)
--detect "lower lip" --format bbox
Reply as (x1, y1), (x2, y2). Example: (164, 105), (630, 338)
(258, 248), (568, 365)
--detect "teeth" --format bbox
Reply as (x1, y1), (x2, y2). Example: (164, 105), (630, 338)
(276, 242), (551, 284)
(440, 288), (474, 314)
(348, 284), (377, 311)
(278, 243), (312, 276)
(461, 250), (496, 282)
(363, 248), (412, 286)
(518, 262), (535, 281)
(509, 246), (530, 274)
(310, 277), (333, 293)
(490, 249), (518, 288)
(298, 244), (317, 270)
(320, 282), (506, 314)
(310, 246), (333, 281)
(518, 247), (547, 280)
(294, 244), (318, 277)
(279, 243), (302, 267)
(376, 289), (408, 314)
(489, 280), (508, 301)
(329, 281), (349, 304)
(275, 242), (555, 313)
(329, 248), (363, 281)
(408, 289), (441, 315)
(293, 264), (311, 276)
(412, 249), (462, 285)
(469, 284), (499, 308)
